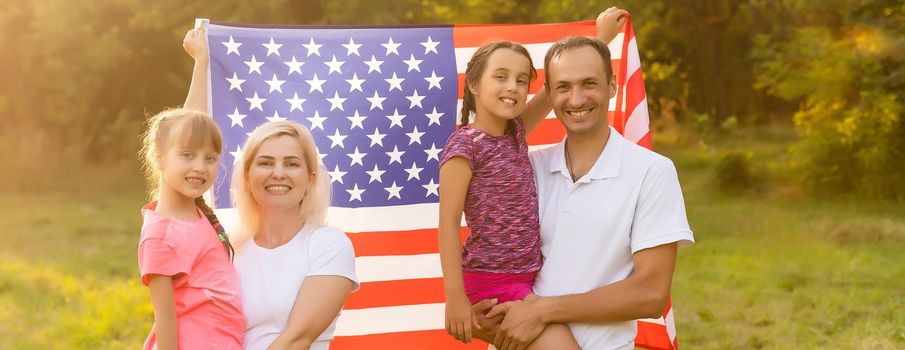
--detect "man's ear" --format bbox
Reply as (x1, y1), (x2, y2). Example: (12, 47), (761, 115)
(608, 76), (617, 99)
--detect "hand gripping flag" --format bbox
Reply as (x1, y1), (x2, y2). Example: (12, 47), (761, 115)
(205, 16), (675, 350)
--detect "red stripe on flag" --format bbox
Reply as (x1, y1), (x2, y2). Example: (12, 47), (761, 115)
(453, 21), (595, 46)
(635, 322), (675, 350)
(637, 131), (653, 150)
(344, 278), (445, 309)
(526, 118), (566, 145)
(347, 228), (469, 257)
(331, 330), (489, 350)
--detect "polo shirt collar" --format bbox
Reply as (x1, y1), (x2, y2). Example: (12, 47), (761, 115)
(549, 126), (624, 181)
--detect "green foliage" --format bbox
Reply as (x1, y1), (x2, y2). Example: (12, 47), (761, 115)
(714, 150), (756, 192)
(753, 0), (905, 199)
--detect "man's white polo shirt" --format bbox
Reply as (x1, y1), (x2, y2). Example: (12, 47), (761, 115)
(529, 127), (694, 349)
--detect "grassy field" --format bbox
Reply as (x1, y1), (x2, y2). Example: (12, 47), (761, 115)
(0, 130), (903, 349)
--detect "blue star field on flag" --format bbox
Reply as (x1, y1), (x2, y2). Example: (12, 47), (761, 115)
(206, 25), (458, 209)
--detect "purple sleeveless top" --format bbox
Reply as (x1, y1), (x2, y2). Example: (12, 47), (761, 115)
(439, 117), (542, 274)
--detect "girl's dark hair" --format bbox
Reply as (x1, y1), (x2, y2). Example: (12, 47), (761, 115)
(460, 41), (537, 127)
(195, 196), (235, 261)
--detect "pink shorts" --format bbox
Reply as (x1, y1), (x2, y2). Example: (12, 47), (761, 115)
(462, 270), (537, 304)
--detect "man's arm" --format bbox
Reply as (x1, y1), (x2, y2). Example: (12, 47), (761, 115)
(543, 243), (676, 322)
(488, 244), (677, 349)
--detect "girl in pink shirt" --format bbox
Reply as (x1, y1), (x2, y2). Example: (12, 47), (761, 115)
(138, 108), (244, 350)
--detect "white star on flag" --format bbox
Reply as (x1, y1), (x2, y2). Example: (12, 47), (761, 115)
(226, 72), (245, 92)
(303, 37), (322, 57)
(285, 55), (304, 75)
(420, 36), (440, 54)
(425, 71), (444, 90)
(406, 126), (425, 145)
(346, 73), (366, 92)
(404, 162), (424, 180)
(244, 55), (264, 75)
(267, 110), (287, 122)
(347, 110), (367, 129)
(424, 143), (442, 162)
(384, 181), (403, 199)
(328, 129), (348, 149)
(381, 37), (401, 56)
(328, 165), (347, 184)
(265, 74), (285, 93)
(306, 73), (327, 93)
(364, 55), (384, 74)
(425, 107), (444, 126)
(367, 128), (387, 147)
(343, 37), (362, 56)
(366, 164), (385, 183)
(307, 111), (326, 130)
(327, 91), (347, 111)
(406, 90), (425, 109)
(222, 36), (242, 55)
(403, 54), (423, 72)
(386, 109), (406, 128)
(286, 92), (305, 112)
(262, 37), (282, 56)
(386, 145), (405, 164)
(246, 92), (266, 111)
(385, 72), (405, 92)
(422, 178), (439, 197)
(367, 91), (386, 110)
(325, 55), (345, 75)
(229, 144), (243, 164)
(346, 183), (365, 201)
(227, 108), (247, 127)
(347, 147), (366, 166)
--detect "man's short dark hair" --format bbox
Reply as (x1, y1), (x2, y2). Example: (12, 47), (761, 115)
(543, 36), (614, 87)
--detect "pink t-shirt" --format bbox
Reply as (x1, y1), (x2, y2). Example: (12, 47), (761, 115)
(439, 117), (543, 274)
(138, 201), (244, 350)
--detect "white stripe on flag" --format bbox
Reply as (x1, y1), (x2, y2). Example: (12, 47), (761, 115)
(638, 317), (667, 326)
(607, 33), (625, 60)
(355, 253), (441, 283)
(217, 204), (454, 233)
(623, 96), (650, 143)
(665, 308), (677, 341)
(334, 303), (445, 336)
(626, 36), (641, 79)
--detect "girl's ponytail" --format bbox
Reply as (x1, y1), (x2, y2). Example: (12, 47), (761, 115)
(195, 196), (235, 261)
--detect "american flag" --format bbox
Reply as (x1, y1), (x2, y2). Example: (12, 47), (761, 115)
(206, 17), (674, 350)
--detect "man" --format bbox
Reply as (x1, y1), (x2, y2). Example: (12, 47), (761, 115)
(473, 35), (695, 350)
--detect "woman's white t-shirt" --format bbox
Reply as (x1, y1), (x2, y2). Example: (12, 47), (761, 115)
(234, 224), (359, 350)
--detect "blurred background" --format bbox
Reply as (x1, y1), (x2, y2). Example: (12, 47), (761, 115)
(0, 0), (903, 348)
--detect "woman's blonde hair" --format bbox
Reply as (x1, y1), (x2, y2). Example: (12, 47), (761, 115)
(230, 120), (331, 248)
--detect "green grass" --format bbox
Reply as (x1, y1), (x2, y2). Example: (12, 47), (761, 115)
(1, 129), (903, 349)
(665, 135), (905, 349)
(0, 185), (151, 349)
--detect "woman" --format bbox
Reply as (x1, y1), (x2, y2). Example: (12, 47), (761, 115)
(182, 31), (358, 350)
